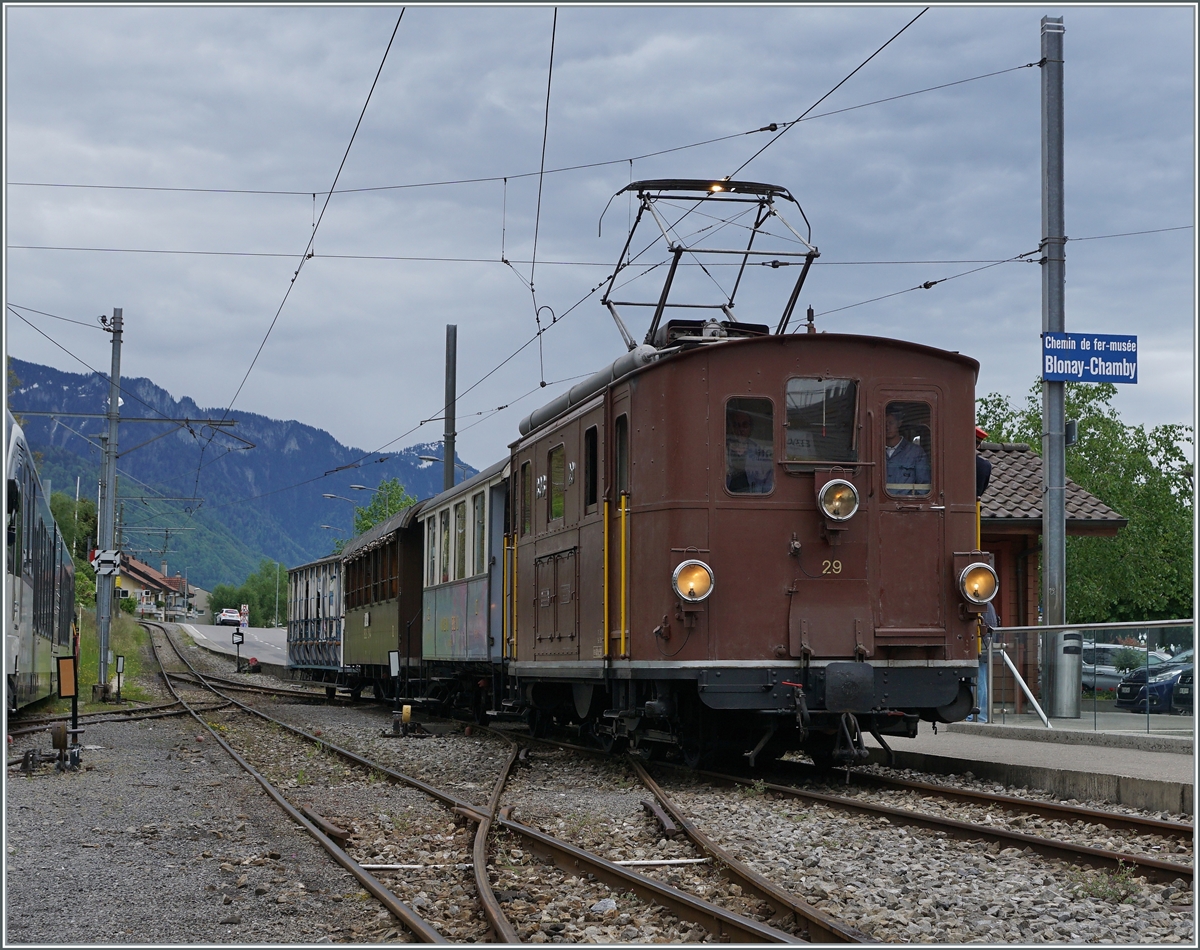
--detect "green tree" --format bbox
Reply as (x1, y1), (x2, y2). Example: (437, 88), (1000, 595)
(977, 382), (1193, 623)
(207, 558), (288, 628)
(74, 555), (96, 608)
(352, 477), (417, 536)
(50, 491), (97, 560)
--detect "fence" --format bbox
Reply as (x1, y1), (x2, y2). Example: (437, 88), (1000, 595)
(988, 619), (1194, 733)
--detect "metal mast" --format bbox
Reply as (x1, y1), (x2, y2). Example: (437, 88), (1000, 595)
(1040, 16), (1074, 717)
(95, 308), (123, 695)
(444, 325), (457, 491)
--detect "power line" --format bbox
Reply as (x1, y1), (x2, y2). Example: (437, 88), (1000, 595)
(8, 243), (1051, 266)
(7, 58), (1045, 202)
(1069, 225), (1193, 242)
(6, 302), (107, 330)
(215, 9), (406, 425)
(529, 7), (558, 297)
(6, 307), (184, 423)
(191, 9), (406, 503)
(810, 249), (1039, 319)
(728, 7), (929, 179)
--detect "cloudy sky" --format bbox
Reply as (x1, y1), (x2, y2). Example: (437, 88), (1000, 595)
(5, 4), (1195, 473)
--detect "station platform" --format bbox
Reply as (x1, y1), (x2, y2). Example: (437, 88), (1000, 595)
(867, 717), (1195, 815)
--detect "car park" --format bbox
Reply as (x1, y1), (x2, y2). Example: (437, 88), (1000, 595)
(1081, 641), (1169, 692)
(1115, 653), (1193, 714)
(217, 607), (242, 627)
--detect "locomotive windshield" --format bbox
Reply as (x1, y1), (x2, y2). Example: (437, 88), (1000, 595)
(884, 401), (932, 496)
(726, 398), (775, 494)
(785, 378), (857, 463)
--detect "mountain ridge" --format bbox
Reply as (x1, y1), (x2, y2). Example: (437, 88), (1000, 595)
(7, 356), (477, 589)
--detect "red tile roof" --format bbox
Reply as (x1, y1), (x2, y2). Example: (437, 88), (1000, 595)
(980, 442), (1127, 532)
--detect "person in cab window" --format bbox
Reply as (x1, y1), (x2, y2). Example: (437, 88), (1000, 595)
(885, 407), (930, 495)
(727, 410), (773, 493)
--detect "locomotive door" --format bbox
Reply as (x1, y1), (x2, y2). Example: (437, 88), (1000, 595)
(874, 389), (945, 636)
(533, 548), (579, 658)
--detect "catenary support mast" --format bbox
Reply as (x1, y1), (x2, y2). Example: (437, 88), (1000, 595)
(1040, 16), (1075, 718)
(96, 308), (123, 695)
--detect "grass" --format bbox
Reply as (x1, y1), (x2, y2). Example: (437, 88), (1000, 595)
(27, 609), (153, 716)
(1068, 861), (1141, 903)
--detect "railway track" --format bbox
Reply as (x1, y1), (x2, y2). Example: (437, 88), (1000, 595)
(696, 766), (1193, 885)
(143, 621), (826, 943)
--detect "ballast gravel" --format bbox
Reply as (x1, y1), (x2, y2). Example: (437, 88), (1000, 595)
(7, 624), (1195, 944)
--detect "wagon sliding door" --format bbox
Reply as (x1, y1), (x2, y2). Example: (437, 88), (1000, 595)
(533, 549), (579, 659)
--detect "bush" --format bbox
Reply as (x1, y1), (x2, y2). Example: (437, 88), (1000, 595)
(1112, 646), (1148, 673)
(118, 597), (136, 615)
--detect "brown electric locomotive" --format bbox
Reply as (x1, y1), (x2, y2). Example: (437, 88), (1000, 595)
(313, 180), (998, 767)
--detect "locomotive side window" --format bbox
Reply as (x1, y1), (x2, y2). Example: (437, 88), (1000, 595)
(725, 398), (774, 494)
(520, 462), (532, 536)
(584, 426), (598, 510)
(548, 444), (566, 521)
(884, 401), (933, 496)
(454, 501), (467, 579)
(615, 415), (629, 495)
(785, 378), (857, 462)
(440, 509), (451, 583)
(472, 491), (486, 575)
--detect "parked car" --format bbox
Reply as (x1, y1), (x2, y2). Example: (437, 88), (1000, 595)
(1115, 656), (1193, 714)
(217, 608), (242, 627)
(1081, 641), (1170, 692)
(1173, 668), (1193, 714)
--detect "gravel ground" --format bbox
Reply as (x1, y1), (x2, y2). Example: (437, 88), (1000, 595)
(7, 624), (1195, 945)
(5, 717), (409, 944)
(654, 769), (1196, 944)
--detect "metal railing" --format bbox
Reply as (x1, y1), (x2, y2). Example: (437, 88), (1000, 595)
(987, 620), (1194, 733)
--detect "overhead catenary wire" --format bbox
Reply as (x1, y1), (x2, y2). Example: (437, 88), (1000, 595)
(190, 8), (406, 505)
(5, 58), (1040, 201)
(727, 7), (929, 179)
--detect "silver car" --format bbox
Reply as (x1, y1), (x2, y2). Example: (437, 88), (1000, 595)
(1082, 641), (1171, 691)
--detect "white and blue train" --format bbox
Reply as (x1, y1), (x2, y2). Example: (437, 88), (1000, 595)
(6, 412), (76, 711)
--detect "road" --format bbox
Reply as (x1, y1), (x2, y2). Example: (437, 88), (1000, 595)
(178, 623), (288, 668)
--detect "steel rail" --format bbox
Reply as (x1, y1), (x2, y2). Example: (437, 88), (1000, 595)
(489, 809), (803, 944)
(629, 759), (873, 943)
(142, 623), (447, 942)
(471, 735), (523, 944)
(698, 769), (1193, 886)
(164, 669), (338, 701)
(8, 702), (231, 737)
(834, 768), (1194, 839)
(151, 627), (816, 943)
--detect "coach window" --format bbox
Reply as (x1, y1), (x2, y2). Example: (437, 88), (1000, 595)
(726, 398), (774, 494)
(454, 501), (467, 579)
(426, 518), (436, 586)
(883, 401), (933, 497)
(785, 378), (857, 463)
(615, 415), (629, 495)
(548, 445), (566, 521)
(439, 509), (451, 583)
(5, 475), (18, 576)
(520, 462), (532, 536)
(584, 426), (598, 511)
(472, 491), (486, 575)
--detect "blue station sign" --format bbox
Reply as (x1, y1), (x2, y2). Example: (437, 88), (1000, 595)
(1042, 332), (1137, 383)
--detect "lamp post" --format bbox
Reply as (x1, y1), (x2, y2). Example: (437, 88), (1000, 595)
(349, 484), (389, 519)
(418, 455), (469, 487)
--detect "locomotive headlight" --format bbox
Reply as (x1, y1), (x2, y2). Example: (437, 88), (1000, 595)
(672, 560), (714, 602)
(959, 562), (998, 605)
(817, 479), (860, 521)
